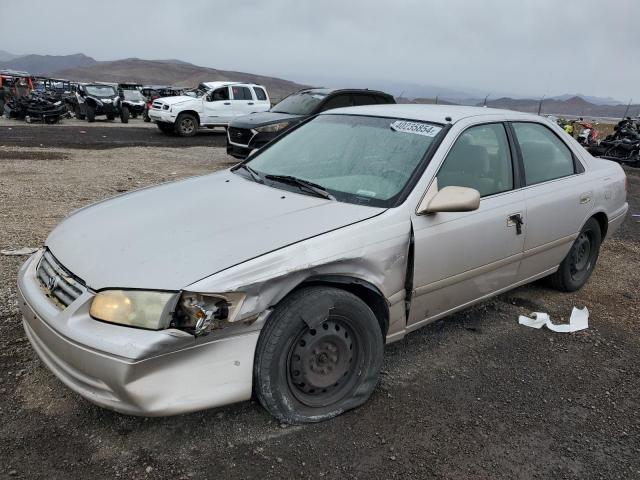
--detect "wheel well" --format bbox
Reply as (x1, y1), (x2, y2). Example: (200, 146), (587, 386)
(292, 277), (389, 339)
(176, 110), (200, 124)
(591, 212), (608, 239)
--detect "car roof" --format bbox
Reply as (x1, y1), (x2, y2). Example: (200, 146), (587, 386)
(202, 81), (265, 89)
(321, 104), (538, 124)
(298, 87), (393, 97)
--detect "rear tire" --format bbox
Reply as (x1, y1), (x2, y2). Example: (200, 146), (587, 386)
(548, 217), (601, 292)
(86, 105), (95, 123)
(175, 113), (198, 137)
(254, 287), (383, 424)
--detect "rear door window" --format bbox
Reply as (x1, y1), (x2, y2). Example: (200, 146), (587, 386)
(512, 122), (575, 185)
(351, 94), (378, 106)
(253, 87), (268, 101)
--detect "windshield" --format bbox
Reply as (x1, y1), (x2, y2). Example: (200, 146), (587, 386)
(86, 85), (116, 97)
(244, 114), (443, 207)
(271, 91), (327, 115)
(123, 90), (145, 101)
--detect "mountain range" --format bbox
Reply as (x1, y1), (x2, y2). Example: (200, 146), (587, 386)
(0, 51), (636, 117)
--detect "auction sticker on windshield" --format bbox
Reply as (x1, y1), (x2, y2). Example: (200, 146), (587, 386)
(390, 121), (441, 137)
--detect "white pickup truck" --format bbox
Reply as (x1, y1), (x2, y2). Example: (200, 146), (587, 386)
(149, 81), (271, 136)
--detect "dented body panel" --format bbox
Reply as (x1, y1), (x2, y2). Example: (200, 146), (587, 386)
(19, 105), (628, 416)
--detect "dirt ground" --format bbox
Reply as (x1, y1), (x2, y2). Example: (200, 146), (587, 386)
(0, 117), (227, 149)
(0, 141), (638, 480)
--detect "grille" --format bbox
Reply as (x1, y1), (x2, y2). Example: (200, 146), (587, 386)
(228, 127), (253, 146)
(36, 250), (86, 308)
(152, 101), (163, 110)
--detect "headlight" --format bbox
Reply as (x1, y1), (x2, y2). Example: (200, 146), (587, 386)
(163, 104), (170, 110)
(254, 122), (290, 133)
(173, 292), (246, 336)
(90, 290), (177, 330)
(90, 290), (245, 335)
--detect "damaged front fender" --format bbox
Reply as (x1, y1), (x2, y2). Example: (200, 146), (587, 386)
(186, 209), (412, 342)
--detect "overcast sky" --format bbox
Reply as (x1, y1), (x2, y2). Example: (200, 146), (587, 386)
(3, 0), (639, 100)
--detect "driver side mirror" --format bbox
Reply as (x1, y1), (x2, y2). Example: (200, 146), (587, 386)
(417, 185), (480, 214)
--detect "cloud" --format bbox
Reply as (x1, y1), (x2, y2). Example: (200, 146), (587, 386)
(3, 0), (639, 100)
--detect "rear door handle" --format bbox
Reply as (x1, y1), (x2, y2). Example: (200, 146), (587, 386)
(247, 102), (254, 105)
(224, 102), (231, 105)
(508, 213), (524, 235)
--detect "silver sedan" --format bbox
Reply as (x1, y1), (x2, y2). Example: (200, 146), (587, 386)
(18, 105), (628, 423)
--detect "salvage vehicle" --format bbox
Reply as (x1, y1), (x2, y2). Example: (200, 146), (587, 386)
(589, 117), (640, 167)
(149, 81), (270, 136)
(121, 89), (146, 119)
(73, 84), (129, 123)
(227, 88), (395, 159)
(18, 105), (628, 423)
(141, 85), (185, 122)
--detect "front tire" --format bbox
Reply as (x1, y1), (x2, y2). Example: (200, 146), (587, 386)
(120, 106), (129, 123)
(254, 287), (383, 424)
(86, 105), (95, 122)
(175, 113), (198, 137)
(548, 217), (601, 292)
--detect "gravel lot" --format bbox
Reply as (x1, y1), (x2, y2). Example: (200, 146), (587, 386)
(0, 140), (638, 479)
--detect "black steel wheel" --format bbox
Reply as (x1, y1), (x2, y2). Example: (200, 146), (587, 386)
(254, 287), (383, 424)
(549, 217), (601, 292)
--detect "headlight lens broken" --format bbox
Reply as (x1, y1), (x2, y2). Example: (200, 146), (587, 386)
(90, 290), (245, 335)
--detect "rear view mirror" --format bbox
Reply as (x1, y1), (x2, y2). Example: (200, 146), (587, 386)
(418, 186), (480, 214)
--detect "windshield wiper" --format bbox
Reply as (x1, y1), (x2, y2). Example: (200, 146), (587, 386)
(264, 174), (335, 200)
(236, 164), (263, 183)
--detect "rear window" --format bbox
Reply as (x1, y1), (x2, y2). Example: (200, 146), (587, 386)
(254, 87), (267, 101)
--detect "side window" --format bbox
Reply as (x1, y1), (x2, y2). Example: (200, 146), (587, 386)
(320, 94), (353, 112)
(253, 87), (267, 101)
(232, 86), (253, 100)
(210, 87), (229, 101)
(512, 122), (575, 185)
(351, 94), (377, 106)
(375, 95), (394, 104)
(437, 123), (513, 197)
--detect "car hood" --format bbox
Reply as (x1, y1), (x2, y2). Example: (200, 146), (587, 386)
(46, 170), (383, 291)
(155, 95), (200, 106)
(230, 111), (304, 128)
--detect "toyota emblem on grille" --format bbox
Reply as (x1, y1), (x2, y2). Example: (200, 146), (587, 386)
(235, 132), (242, 138)
(47, 275), (59, 291)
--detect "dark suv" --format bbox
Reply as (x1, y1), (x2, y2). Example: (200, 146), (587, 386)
(226, 88), (395, 159)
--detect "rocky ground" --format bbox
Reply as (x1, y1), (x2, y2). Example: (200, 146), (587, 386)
(0, 140), (638, 479)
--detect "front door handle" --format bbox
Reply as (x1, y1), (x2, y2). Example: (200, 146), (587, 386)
(508, 213), (524, 235)
(224, 102), (231, 105)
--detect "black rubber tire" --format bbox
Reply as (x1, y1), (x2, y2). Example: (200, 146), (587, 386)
(156, 122), (173, 134)
(548, 217), (601, 292)
(254, 286), (383, 424)
(175, 113), (198, 137)
(120, 106), (129, 124)
(86, 105), (95, 122)
(74, 104), (85, 120)
(143, 112), (150, 123)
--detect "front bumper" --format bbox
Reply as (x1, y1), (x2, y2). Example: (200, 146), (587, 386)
(18, 251), (260, 416)
(148, 108), (175, 123)
(226, 128), (277, 159)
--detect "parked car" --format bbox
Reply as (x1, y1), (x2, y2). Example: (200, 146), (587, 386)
(73, 84), (129, 123)
(141, 85), (185, 122)
(149, 81), (271, 136)
(227, 88), (395, 158)
(121, 89), (146, 119)
(17, 105), (627, 424)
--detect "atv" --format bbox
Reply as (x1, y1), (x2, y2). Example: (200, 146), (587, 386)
(74, 84), (129, 123)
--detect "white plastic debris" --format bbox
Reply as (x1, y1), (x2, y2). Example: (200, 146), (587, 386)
(1, 247), (39, 256)
(518, 307), (589, 333)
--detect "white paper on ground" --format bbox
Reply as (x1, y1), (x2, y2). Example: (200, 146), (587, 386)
(518, 307), (589, 333)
